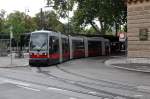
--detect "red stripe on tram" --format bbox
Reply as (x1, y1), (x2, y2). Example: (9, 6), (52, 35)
(73, 49), (85, 57)
(30, 53), (48, 58)
(63, 52), (70, 58)
(49, 53), (60, 59)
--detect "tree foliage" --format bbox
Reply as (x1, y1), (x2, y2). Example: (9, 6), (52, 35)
(3, 11), (37, 42)
(0, 9), (6, 33)
(34, 10), (65, 33)
(47, 0), (75, 18)
(7, 11), (26, 40)
(47, 0), (127, 35)
(0, 9), (65, 36)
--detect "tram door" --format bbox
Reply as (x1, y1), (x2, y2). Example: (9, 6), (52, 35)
(49, 36), (60, 65)
(62, 37), (70, 61)
(88, 41), (102, 57)
(72, 40), (85, 58)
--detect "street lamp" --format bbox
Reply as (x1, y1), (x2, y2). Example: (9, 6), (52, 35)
(25, 9), (29, 15)
(45, 0), (70, 33)
(40, 5), (54, 30)
(44, 4), (55, 30)
(25, 8), (29, 32)
(40, 8), (44, 30)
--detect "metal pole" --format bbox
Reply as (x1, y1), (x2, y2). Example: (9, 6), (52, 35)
(68, 0), (70, 34)
(10, 27), (13, 65)
(40, 8), (44, 29)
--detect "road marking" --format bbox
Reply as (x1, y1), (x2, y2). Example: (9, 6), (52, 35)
(0, 80), (7, 84)
(88, 91), (97, 95)
(137, 85), (150, 92)
(3, 79), (30, 87)
(69, 97), (77, 99)
(17, 85), (41, 92)
(48, 87), (66, 91)
(133, 94), (143, 98)
(114, 96), (126, 99)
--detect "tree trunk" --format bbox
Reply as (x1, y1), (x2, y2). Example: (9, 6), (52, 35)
(99, 18), (106, 35)
(115, 22), (118, 37)
(89, 21), (101, 34)
(100, 21), (107, 35)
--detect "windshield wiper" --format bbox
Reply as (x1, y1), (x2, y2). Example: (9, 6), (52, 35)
(37, 42), (46, 52)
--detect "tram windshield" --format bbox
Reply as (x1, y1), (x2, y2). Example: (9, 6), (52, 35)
(30, 33), (48, 51)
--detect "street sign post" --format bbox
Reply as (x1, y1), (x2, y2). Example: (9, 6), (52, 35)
(119, 32), (126, 42)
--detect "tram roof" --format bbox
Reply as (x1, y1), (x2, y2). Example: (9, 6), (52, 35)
(31, 30), (68, 38)
(31, 30), (58, 36)
(71, 36), (84, 41)
(32, 30), (55, 34)
(87, 37), (105, 41)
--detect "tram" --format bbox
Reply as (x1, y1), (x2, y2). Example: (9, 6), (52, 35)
(29, 30), (110, 66)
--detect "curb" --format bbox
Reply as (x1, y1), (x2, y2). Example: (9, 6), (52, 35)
(105, 58), (150, 73)
(0, 64), (29, 68)
(110, 64), (150, 73)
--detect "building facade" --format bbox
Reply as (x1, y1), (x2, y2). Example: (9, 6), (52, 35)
(127, 0), (150, 57)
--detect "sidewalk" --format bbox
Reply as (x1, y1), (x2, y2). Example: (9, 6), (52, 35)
(0, 53), (29, 68)
(105, 57), (150, 73)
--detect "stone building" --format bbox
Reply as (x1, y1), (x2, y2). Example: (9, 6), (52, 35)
(127, 0), (150, 57)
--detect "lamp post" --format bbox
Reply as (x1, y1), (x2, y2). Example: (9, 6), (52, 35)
(25, 8), (29, 32)
(44, 4), (55, 30)
(67, 0), (70, 34)
(10, 26), (13, 65)
(40, 8), (44, 29)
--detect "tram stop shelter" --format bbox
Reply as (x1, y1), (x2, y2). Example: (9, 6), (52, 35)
(127, 0), (150, 57)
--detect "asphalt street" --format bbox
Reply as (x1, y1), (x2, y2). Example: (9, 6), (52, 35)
(0, 57), (150, 99)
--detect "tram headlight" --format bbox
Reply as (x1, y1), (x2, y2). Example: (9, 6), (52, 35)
(42, 53), (47, 56)
(29, 53), (34, 58)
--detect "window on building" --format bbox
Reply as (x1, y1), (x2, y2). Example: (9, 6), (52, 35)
(139, 28), (148, 41)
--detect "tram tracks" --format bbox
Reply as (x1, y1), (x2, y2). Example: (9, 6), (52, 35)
(55, 65), (138, 90)
(0, 74), (110, 99)
(55, 65), (150, 95)
(37, 67), (141, 99)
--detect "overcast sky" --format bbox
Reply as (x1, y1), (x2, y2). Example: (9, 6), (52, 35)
(0, 0), (71, 23)
(0, 0), (46, 16)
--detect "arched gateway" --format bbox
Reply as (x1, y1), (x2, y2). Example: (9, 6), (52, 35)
(127, 0), (150, 57)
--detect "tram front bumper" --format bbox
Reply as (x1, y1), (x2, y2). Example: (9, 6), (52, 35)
(29, 58), (49, 66)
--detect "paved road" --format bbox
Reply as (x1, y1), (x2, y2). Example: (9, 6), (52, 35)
(0, 56), (150, 98)
(0, 70), (103, 99)
(0, 81), (78, 99)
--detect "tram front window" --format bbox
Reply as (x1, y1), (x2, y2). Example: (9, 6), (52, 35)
(30, 33), (48, 51)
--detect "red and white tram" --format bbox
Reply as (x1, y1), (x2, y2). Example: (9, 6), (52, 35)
(29, 30), (110, 66)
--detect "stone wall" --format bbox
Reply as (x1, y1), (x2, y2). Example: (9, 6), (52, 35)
(128, 1), (150, 57)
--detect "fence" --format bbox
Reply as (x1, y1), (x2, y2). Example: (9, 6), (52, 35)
(0, 39), (9, 56)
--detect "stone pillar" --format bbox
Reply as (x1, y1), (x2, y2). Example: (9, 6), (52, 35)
(127, 0), (150, 57)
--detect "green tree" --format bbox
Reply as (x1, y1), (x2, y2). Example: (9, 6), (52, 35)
(6, 11), (37, 39)
(46, 0), (126, 35)
(6, 11), (26, 41)
(0, 9), (6, 33)
(24, 15), (37, 32)
(5, 11), (37, 57)
(34, 10), (65, 33)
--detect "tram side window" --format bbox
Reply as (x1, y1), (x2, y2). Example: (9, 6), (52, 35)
(72, 40), (84, 50)
(49, 36), (59, 54)
(62, 38), (69, 53)
(88, 41), (101, 49)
